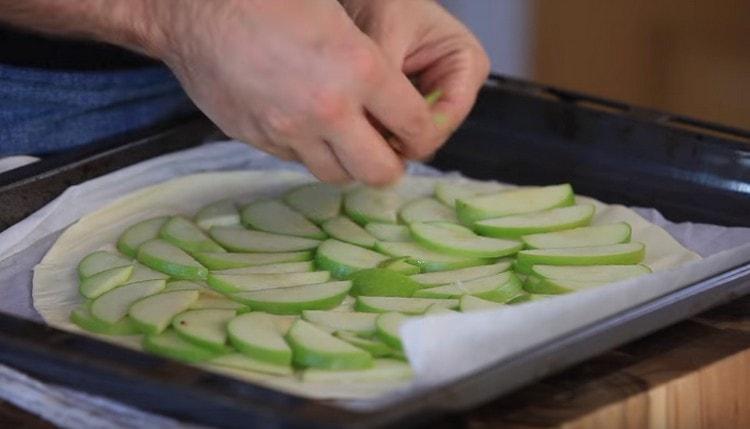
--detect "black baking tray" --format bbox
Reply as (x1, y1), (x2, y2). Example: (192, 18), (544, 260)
(1, 74), (749, 428)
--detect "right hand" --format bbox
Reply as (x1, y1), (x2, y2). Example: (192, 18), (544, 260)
(140, 0), (443, 185)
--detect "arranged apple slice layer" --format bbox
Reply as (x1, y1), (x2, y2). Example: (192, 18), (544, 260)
(207, 271), (331, 294)
(208, 353), (292, 376)
(189, 296), (247, 310)
(143, 330), (223, 363)
(456, 184), (574, 224)
(315, 239), (389, 279)
(459, 295), (504, 312)
(302, 310), (378, 335)
(70, 304), (140, 335)
(410, 222), (523, 258)
(344, 187), (400, 225)
(302, 358), (412, 383)
(241, 199), (326, 239)
(515, 242), (646, 273)
(160, 216), (225, 253)
(172, 308), (236, 352)
(117, 216), (169, 258)
(378, 257), (421, 275)
(413, 272), (522, 303)
(409, 260), (511, 286)
(375, 312), (408, 350)
(356, 296), (459, 314)
(474, 205), (595, 238)
(194, 199), (240, 230)
(530, 264), (651, 282)
(283, 183), (342, 224)
(213, 261), (314, 275)
(435, 181), (507, 208)
(333, 332), (393, 357)
(399, 198), (458, 224)
(90, 279), (166, 325)
(227, 312), (292, 365)
(349, 269), (421, 297)
(522, 223), (632, 249)
(128, 263), (170, 283)
(210, 226), (321, 253)
(286, 320), (373, 369)
(193, 250), (312, 270)
(364, 223), (412, 242)
(321, 216), (377, 248)
(524, 276), (606, 295)
(77, 251), (131, 280)
(128, 290), (199, 335)
(230, 281), (352, 314)
(374, 241), (490, 272)
(79, 265), (134, 299)
(137, 239), (208, 280)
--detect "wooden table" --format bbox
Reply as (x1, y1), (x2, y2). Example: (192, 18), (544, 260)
(3, 294), (750, 429)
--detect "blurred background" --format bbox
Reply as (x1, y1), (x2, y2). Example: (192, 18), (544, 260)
(442, 0), (750, 130)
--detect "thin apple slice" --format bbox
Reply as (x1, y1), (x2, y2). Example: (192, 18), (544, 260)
(456, 184), (574, 224)
(515, 242), (646, 272)
(374, 241), (490, 272)
(524, 276), (606, 294)
(207, 271), (331, 294)
(375, 312), (408, 351)
(364, 223), (412, 242)
(286, 319), (373, 369)
(344, 187), (400, 225)
(302, 310), (378, 335)
(229, 281), (351, 314)
(79, 265), (134, 299)
(129, 290), (200, 335)
(315, 239), (389, 279)
(409, 260), (511, 286)
(194, 199), (240, 230)
(143, 330), (223, 363)
(208, 353), (292, 376)
(227, 312), (292, 365)
(459, 295), (504, 312)
(356, 296), (458, 314)
(283, 183), (342, 224)
(160, 216), (226, 253)
(172, 308), (236, 352)
(127, 263), (170, 283)
(77, 251), (131, 279)
(410, 222), (523, 258)
(137, 239), (208, 280)
(213, 261), (314, 275)
(70, 304), (140, 335)
(209, 226), (321, 253)
(90, 279), (166, 324)
(531, 264), (651, 282)
(117, 216), (169, 257)
(242, 199), (326, 239)
(350, 268), (421, 297)
(399, 198), (458, 224)
(193, 250), (313, 270)
(163, 280), (214, 294)
(190, 296), (247, 310)
(302, 358), (412, 383)
(435, 181), (508, 208)
(522, 222), (632, 249)
(334, 331), (393, 357)
(378, 257), (421, 275)
(413, 272), (522, 303)
(474, 205), (595, 238)
(321, 216), (377, 248)
(425, 304), (458, 315)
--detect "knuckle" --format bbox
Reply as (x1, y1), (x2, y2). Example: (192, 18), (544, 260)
(309, 89), (348, 123)
(261, 108), (302, 138)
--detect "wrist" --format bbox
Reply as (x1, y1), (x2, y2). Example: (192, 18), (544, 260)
(85, 0), (170, 59)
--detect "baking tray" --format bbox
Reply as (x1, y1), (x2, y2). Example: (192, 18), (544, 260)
(1, 74), (749, 428)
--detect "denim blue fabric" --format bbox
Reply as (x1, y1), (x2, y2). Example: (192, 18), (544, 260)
(0, 64), (196, 155)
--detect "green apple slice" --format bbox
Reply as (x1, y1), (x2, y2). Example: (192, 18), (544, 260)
(435, 181), (507, 208)
(230, 281), (352, 315)
(227, 312), (292, 365)
(117, 216), (169, 257)
(515, 242), (646, 272)
(301, 311), (378, 335)
(209, 226), (321, 253)
(424, 304), (457, 315)
(399, 198), (458, 224)
(302, 358), (412, 383)
(524, 276), (605, 295)
(459, 295), (504, 312)
(349, 268), (421, 297)
(344, 187), (400, 225)
(208, 353), (292, 376)
(506, 292), (533, 304)
(356, 296), (458, 314)
(79, 265), (134, 299)
(531, 264), (651, 282)
(456, 184), (574, 224)
(283, 183), (342, 224)
(409, 260), (512, 286)
(413, 272), (522, 303)
(334, 331), (393, 357)
(207, 271), (331, 294)
(90, 279), (166, 324)
(409, 222), (523, 258)
(190, 296), (247, 311)
(193, 250), (312, 270)
(127, 263), (170, 283)
(213, 261), (314, 275)
(143, 330), (222, 363)
(129, 290), (200, 335)
(364, 223), (412, 242)
(321, 216), (377, 248)
(70, 304), (140, 335)
(474, 205), (595, 238)
(375, 312), (408, 351)
(314, 239), (389, 279)
(522, 222), (632, 249)
(164, 280), (215, 294)
(241, 199), (326, 239)
(172, 308), (236, 352)
(160, 216), (226, 253)
(374, 241), (490, 272)
(137, 239), (208, 280)
(286, 319), (373, 369)
(77, 251), (131, 280)
(194, 199), (240, 230)
(378, 257), (421, 275)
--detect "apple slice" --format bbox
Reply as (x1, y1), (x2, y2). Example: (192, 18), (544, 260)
(302, 358), (412, 383)
(127, 263), (170, 283)
(456, 184), (574, 224)
(425, 304), (457, 315)
(172, 308), (236, 351)
(164, 280), (216, 294)
(70, 303), (140, 335)
(524, 276), (606, 295)
(334, 331), (393, 357)
(137, 239), (208, 280)
(399, 198), (458, 224)
(435, 181), (508, 208)
(314, 239), (389, 279)
(321, 216), (377, 248)
(378, 257), (421, 275)
(208, 353), (292, 376)
(349, 268), (421, 297)
(515, 242), (646, 272)
(207, 271), (331, 294)
(506, 292), (533, 304)
(241, 199), (326, 239)
(531, 264), (651, 282)
(374, 241), (490, 272)
(283, 182), (342, 224)
(522, 222), (632, 249)
(364, 223), (412, 242)
(301, 311), (378, 335)
(459, 295), (504, 312)
(160, 216), (226, 253)
(227, 312), (292, 365)
(375, 312), (408, 351)
(77, 251), (131, 279)
(143, 330), (223, 363)
(356, 296), (459, 314)
(79, 265), (134, 299)
(413, 272), (522, 303)
(230, 281), (352, 314)
(409, 222), (523, 258)
(212, 261), (314, 275)
(409, 260), (512, 286)
(90, 279), (166, 324)
(344, 187), (400, 225)
(190, 296), (248, 310)
(117, 216), (169, 257)
(474, 205), (595, 238)
(129, 290), (200, 335)
(209, 226), (321, 253)
(286, 319), (373, 369)
(194, 199), (240, 230)
(193, 250), (312, 270)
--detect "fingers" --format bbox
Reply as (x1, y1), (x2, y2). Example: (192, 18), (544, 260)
(291, 139), (352, 184)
